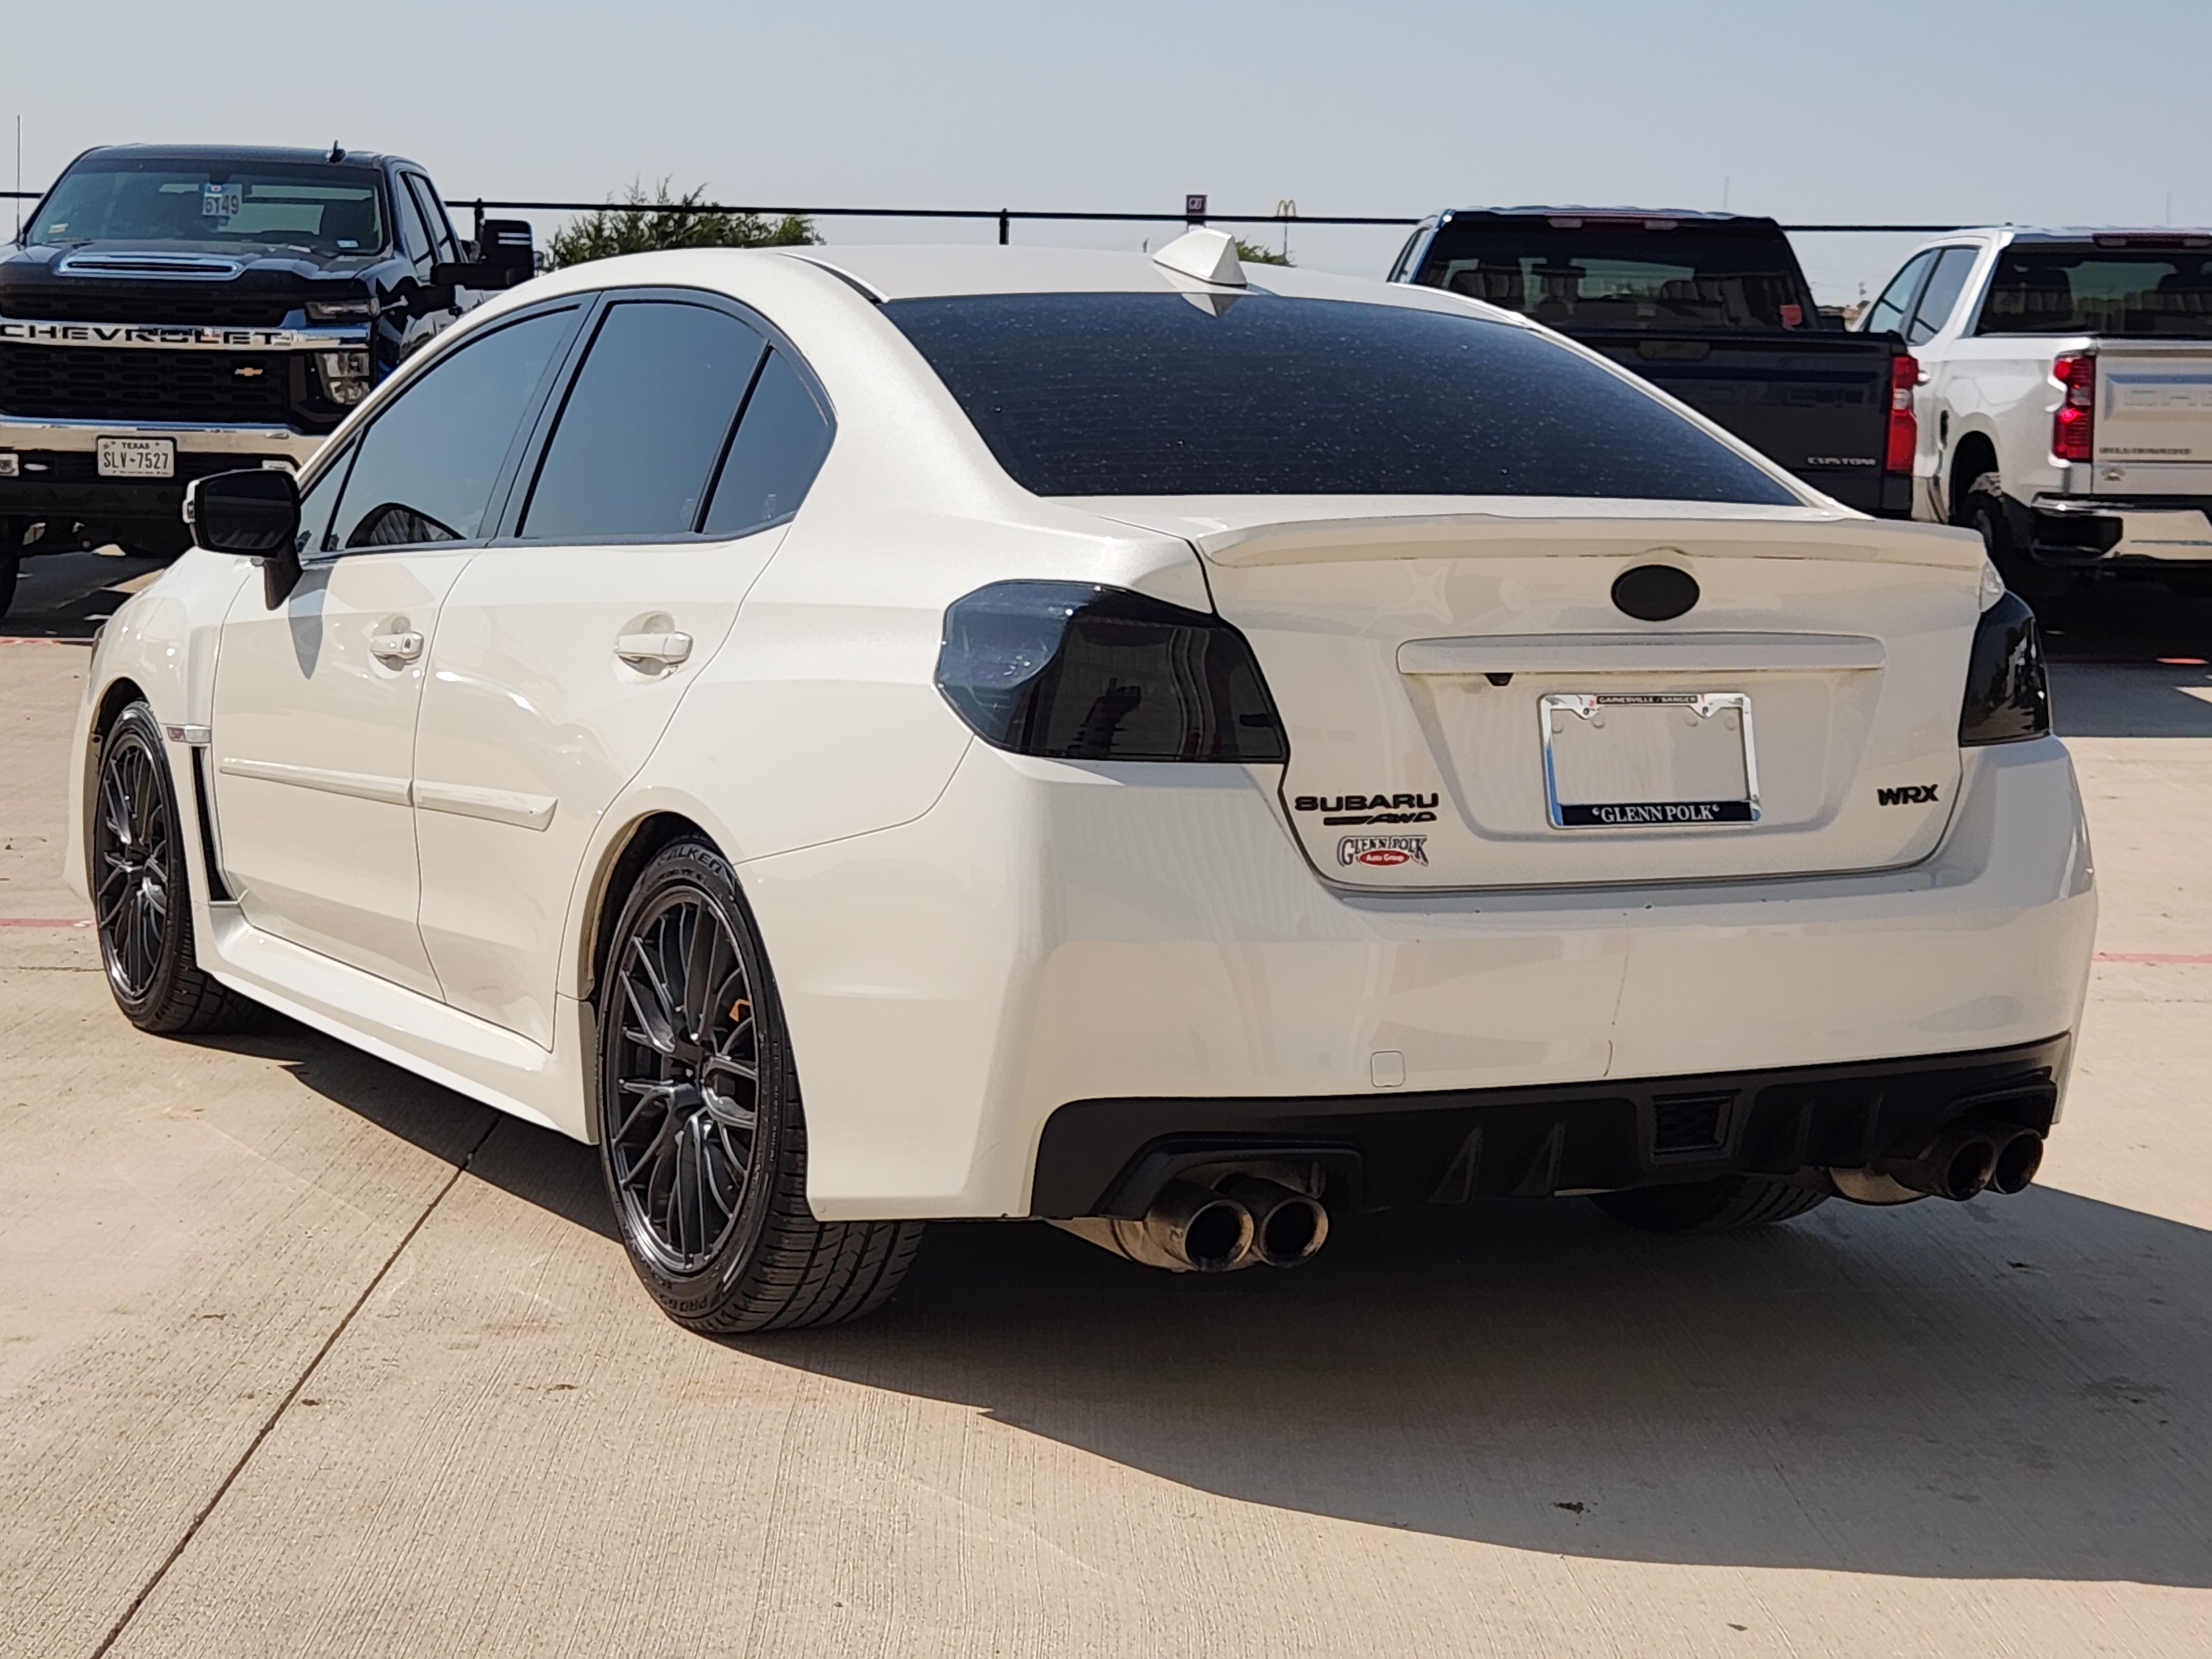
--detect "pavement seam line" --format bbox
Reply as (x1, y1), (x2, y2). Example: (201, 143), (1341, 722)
(86, 1117), (501, 1659)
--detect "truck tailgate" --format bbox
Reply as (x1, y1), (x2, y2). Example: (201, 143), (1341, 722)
(1578, 331), (1903, 515)
(2094, 342), (2212, 466)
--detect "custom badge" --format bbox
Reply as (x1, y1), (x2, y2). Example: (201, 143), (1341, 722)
(1338, 835), (1428, 869)
(1876, 784), (1940, 805)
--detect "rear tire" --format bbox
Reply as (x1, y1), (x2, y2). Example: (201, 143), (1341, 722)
(1589, 1175), (1829, 1234)
(596, 837), (924, 1333)
(90, 702), (255, 1034)
(0, 551), (18, 623)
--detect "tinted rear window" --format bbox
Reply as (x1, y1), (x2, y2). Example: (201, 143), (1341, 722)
(1978, 245), (2212, 337)
(1415, 223), (1812, 331)
(883, 293), (1797, 503)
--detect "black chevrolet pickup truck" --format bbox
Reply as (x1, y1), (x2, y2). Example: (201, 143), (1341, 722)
(0, 144), (534, 614)
(1392, 208), (1916, 517)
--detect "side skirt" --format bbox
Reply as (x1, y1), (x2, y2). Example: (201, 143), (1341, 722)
(196, 902), (594, 1141)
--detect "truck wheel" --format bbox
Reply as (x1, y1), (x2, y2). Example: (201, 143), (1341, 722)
(1589, 1175), (1828, 1234)
(91, 703), (255, 1034)
(597, 837), (925, 1332)
(1965, 472), (2069, 606)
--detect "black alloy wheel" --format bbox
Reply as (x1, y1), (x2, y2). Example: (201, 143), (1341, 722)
(0, 546), (19, 623)
(90, 702), (251, 1033)
(596, 838), (923, 1332)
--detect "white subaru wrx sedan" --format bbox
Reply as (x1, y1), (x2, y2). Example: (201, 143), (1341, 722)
(67, 232), (2096, 1331)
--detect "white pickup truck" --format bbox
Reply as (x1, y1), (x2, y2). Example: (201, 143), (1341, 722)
(1861, 227), (2212, 598)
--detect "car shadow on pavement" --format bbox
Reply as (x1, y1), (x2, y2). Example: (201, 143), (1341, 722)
(217, 1011), (2212, 1585)
(753, 1191), (2212, 1586)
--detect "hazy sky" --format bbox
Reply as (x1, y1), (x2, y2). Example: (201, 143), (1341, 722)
(9, 0), (2208, 302)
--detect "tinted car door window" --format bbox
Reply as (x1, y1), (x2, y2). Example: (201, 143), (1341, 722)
(294, 441), (355, 555)
(1864, 251), (1936, 336)
(328, 308), (575, 551)
(520, 300), (766, 540)
(1907, 247), (1978, 345)
(701, 349), (834, 538)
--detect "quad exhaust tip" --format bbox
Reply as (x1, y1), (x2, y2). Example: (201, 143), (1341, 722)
(1050, 1170), (1331, 1272)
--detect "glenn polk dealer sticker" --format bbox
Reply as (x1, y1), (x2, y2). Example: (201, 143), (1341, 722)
(1338, 835), (1428, 868)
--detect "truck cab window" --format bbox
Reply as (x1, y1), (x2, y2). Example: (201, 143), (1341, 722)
(1906, 248), (1978, 345)
(405, 175), (458, 267)
(392, 180), (434, 267)
(1864, 251), (1936, 336)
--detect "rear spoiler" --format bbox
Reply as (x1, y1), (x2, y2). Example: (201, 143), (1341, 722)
(1186, 509), (1985, 572)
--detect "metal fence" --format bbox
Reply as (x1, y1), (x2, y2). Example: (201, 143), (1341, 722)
(1, 187), (1964, 243)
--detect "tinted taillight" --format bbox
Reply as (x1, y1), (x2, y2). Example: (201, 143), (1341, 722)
(1885, 354), (1919, 473)
(2053, 352), (2095, 462)
(1959, 591), (2051, 745)
(936, 581), (1288, 763)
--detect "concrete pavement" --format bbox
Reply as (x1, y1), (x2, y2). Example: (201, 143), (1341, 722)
(3, 593), (2210, 1656)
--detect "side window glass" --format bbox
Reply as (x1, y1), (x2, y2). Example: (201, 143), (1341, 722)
(406, 176), (458, 266)
(1863, 251), (1936, 336)
(330, 308), (575, 551)
(294, 444), (355, 556)
(392, 179), (432, 265)
(1906, 247), (1978, 345)
(702, 349), (834, 539)
(520, 301), (767, 540)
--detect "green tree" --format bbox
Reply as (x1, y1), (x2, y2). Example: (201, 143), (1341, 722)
(547, 179), (816, 269)
(1234, 237), (1292, 267)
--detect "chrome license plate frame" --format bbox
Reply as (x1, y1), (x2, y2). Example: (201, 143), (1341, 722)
(96, 436), (176, 479)
(1540, 691), (1761, 829)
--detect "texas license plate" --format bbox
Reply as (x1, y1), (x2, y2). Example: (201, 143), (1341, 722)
(96, 437), (175, 478)
(1541, 692), (1760, 828)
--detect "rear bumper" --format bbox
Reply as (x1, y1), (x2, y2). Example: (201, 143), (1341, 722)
(2026, 493), (2212, 566)
(1031, 1034), (2070, 1217)
(743, 733), (2096, 1221)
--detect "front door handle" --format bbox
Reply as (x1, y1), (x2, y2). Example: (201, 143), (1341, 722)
(371, 629), (424, 662)
(615, 630), (693, 668)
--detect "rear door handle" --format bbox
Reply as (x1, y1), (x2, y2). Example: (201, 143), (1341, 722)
(371, 630), (424, 662)
(615, 630), (693, 668)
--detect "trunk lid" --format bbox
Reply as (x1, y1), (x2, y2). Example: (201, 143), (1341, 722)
(1072, 497), (1987, 890)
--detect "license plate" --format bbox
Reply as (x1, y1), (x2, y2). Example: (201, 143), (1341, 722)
(1541, 692), (1760, 828)
(96, 437), (175, 479)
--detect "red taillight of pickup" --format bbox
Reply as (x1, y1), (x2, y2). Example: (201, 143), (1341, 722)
(2053, 352), (2096, 462)
(1885, 354), (1919, 473)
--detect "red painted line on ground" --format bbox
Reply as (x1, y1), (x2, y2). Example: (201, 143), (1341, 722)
(0, 917), (92, 928)
(2095, 950), (2212, 964)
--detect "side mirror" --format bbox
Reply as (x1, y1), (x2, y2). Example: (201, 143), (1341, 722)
(434, 219), (537, 295)
(186, 469), (302, 607)
(480, 218), (536, 288)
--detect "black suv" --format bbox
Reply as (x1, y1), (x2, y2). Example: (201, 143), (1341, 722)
(0, 144), (533, 613)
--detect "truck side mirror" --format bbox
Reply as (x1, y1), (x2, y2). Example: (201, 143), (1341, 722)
(480, 218), (536, 288)
(186, 469), (302, 606)
(433, 220), (537, 294)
